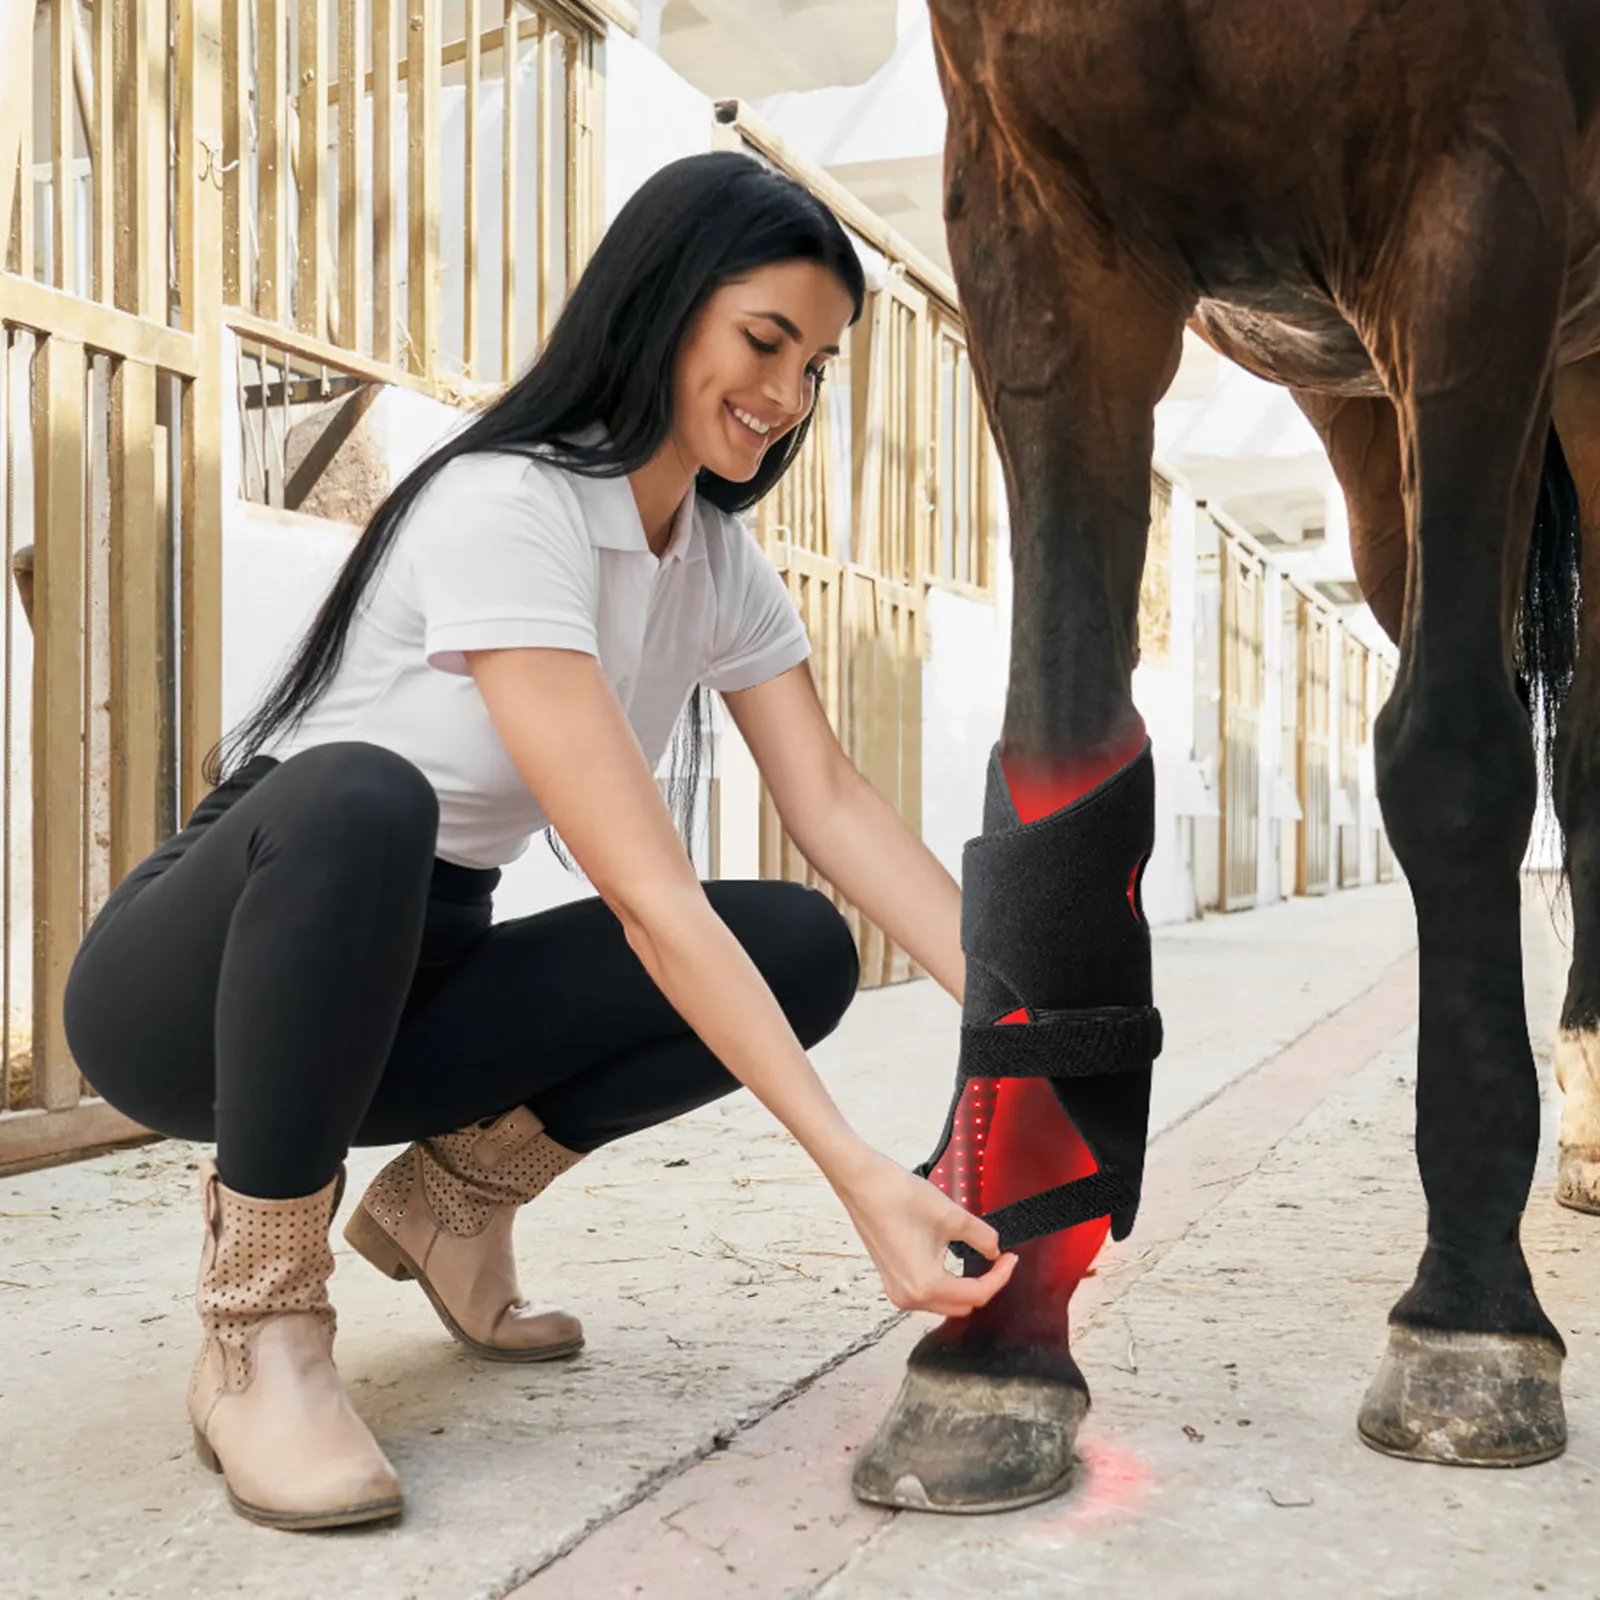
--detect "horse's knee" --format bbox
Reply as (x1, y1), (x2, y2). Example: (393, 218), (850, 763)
(1375, 675), (1535, 891)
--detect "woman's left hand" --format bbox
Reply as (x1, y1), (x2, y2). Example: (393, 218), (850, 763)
(831, 1147), (1019, 1317)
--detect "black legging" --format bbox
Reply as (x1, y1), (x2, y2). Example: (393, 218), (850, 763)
(63, 742), (860, 1199)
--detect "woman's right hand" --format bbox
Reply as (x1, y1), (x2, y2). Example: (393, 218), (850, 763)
(833, 1146), (1018, 1317)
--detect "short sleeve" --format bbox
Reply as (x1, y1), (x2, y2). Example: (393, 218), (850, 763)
(407, 454), (600, 676)
(700, 514), (812, 694)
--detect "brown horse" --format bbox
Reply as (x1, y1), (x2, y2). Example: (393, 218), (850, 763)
(852, 0), (1599, 1513)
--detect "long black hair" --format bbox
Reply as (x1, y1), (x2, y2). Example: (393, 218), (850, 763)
(212, 152), (866, 861)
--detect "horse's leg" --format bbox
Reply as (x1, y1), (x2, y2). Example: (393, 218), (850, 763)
(1292, 392), (1407, 646)
(1353, 151), (1568, 1466)
(1551, 357), (1600, 1214)
(851, 104), (1187, 1512)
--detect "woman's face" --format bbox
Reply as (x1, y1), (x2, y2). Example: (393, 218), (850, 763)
(671, 260), (856, 483)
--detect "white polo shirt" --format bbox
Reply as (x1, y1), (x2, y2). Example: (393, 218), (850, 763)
(265, 442), (811, 868)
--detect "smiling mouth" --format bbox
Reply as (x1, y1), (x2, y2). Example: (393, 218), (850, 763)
(726, 402), (776, 449)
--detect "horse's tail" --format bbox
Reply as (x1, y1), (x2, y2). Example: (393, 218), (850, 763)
(1518, 424), (1583, 861)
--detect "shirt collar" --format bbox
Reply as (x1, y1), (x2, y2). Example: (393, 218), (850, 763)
(562, 423), (707, 566)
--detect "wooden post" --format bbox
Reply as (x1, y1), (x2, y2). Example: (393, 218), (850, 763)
(257, 0), (288, 323)
(499, 0), (519, 380)
(32, 334), (87, 1109)
(462, 0), (480, 375)
(51, 0), (77, 295)
(297, 0), (328, 338)
(405, 0), (440, 376)
(373, 0), (397, 362)
(178, 0), (226, 821)
(337, 0), (366, 348)
(108, 361), (162, 883)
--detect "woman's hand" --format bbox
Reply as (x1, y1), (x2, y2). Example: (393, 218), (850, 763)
(833, 1148), (1018, 1317)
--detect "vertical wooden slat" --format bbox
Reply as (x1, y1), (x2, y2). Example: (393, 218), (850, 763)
(405, 0), (440, 376)
(108, 362), (162, 883)
(92, 0), (113, 302)
(32, 334), (87, 1109)
(2, 1), (34, 278)
(372, 0), (397, 361)
(537, 20), (556, 347)
(499, 0), (518, 379)
(52, 0), (78, 295)
(337, 0), (365, 347)
(297, 0), (327, 337)
(143, 0), (169, 319)
(461, 0), (480, 376)
(179, 0), (227, 819)
(257, 0), (287, 323)
(222, 0), (244, 306)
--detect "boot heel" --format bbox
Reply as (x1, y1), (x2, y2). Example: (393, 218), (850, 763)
(344, 1203), (414, 1281)
(193, 1425), (222, 1474)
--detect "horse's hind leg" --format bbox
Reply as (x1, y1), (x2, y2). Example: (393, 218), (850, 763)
(1552, 357), (1600, 1214)
(850, 98), (1187, 1512)
(1354, 148), (1568, 1466)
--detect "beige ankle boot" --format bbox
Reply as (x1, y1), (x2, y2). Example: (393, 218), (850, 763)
(345, 1106), (585, 1362)
(188, 1160), (403, 1529)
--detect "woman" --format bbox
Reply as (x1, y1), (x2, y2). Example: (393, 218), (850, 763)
(63, 152), (1014, 1533)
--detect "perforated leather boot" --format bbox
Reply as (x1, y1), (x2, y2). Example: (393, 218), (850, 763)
(188, 1160), (404, 1530)
(345, 1107), (585, 1362)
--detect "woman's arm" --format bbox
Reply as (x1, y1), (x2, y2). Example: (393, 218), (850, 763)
(468, 647), (1012, 1314)
(723, 666), (966, 1003)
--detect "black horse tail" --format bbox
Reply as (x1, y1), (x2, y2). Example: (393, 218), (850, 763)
(1517, 424), (1583, 861)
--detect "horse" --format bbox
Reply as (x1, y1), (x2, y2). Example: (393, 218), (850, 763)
(851, 0), (1599, 1513)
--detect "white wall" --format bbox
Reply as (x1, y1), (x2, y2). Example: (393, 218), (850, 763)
(604, 27), (714, 224)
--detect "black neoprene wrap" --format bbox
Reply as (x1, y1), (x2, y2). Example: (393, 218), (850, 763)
(923, 741), (1162, 1257)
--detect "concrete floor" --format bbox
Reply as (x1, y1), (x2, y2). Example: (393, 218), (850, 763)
(5, 882), (1588, 1599)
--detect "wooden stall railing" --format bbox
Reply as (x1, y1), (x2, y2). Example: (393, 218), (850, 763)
(1219, 527), (1265, 911)
(1296, 589), (1335, 896)
(1, 0), (225, 1168)
(1339, 631), (1369, 887)
(222, 0), (607, 395)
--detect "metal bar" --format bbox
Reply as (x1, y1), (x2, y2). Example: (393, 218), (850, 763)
(52, 0), (78, 295)
(0, 271), (201, 374)
(499, 0), (518, 380)
(372, 0), (397, 362)
(179, 0), (227, 821)
(337, 0), (366, 347)
(297, 0), (327, 337)
(32, 333), (87, 1110)
(405, 0), (440, 376)
(257, 0), (287, 322)
(108, 361), (162, 884)
(462, 0), (480, 376)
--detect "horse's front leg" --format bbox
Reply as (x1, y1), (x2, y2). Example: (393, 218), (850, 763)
(851, 95), (1189, 1513)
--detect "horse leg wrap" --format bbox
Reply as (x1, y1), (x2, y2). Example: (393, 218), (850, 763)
(922, 741), (1161, 1264)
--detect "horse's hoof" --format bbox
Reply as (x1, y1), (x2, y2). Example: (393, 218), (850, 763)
(851, 1364), (1088, 1513)
(1555, 1143), (1600, 1215)
(1357, 1325), (1566, 1467)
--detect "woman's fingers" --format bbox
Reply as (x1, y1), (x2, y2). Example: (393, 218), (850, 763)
(953, 1209), (1003, 1261)
(937, 1249), (1018, 1314)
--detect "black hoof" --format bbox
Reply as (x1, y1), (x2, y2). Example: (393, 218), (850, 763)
(852, 1364), (1088, 1514)
(1357, 1325), (1566, 1467)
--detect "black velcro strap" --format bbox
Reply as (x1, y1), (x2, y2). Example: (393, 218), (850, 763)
(950, 1170), (1137, 1267)
(957, 1006), (1162, 1084)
